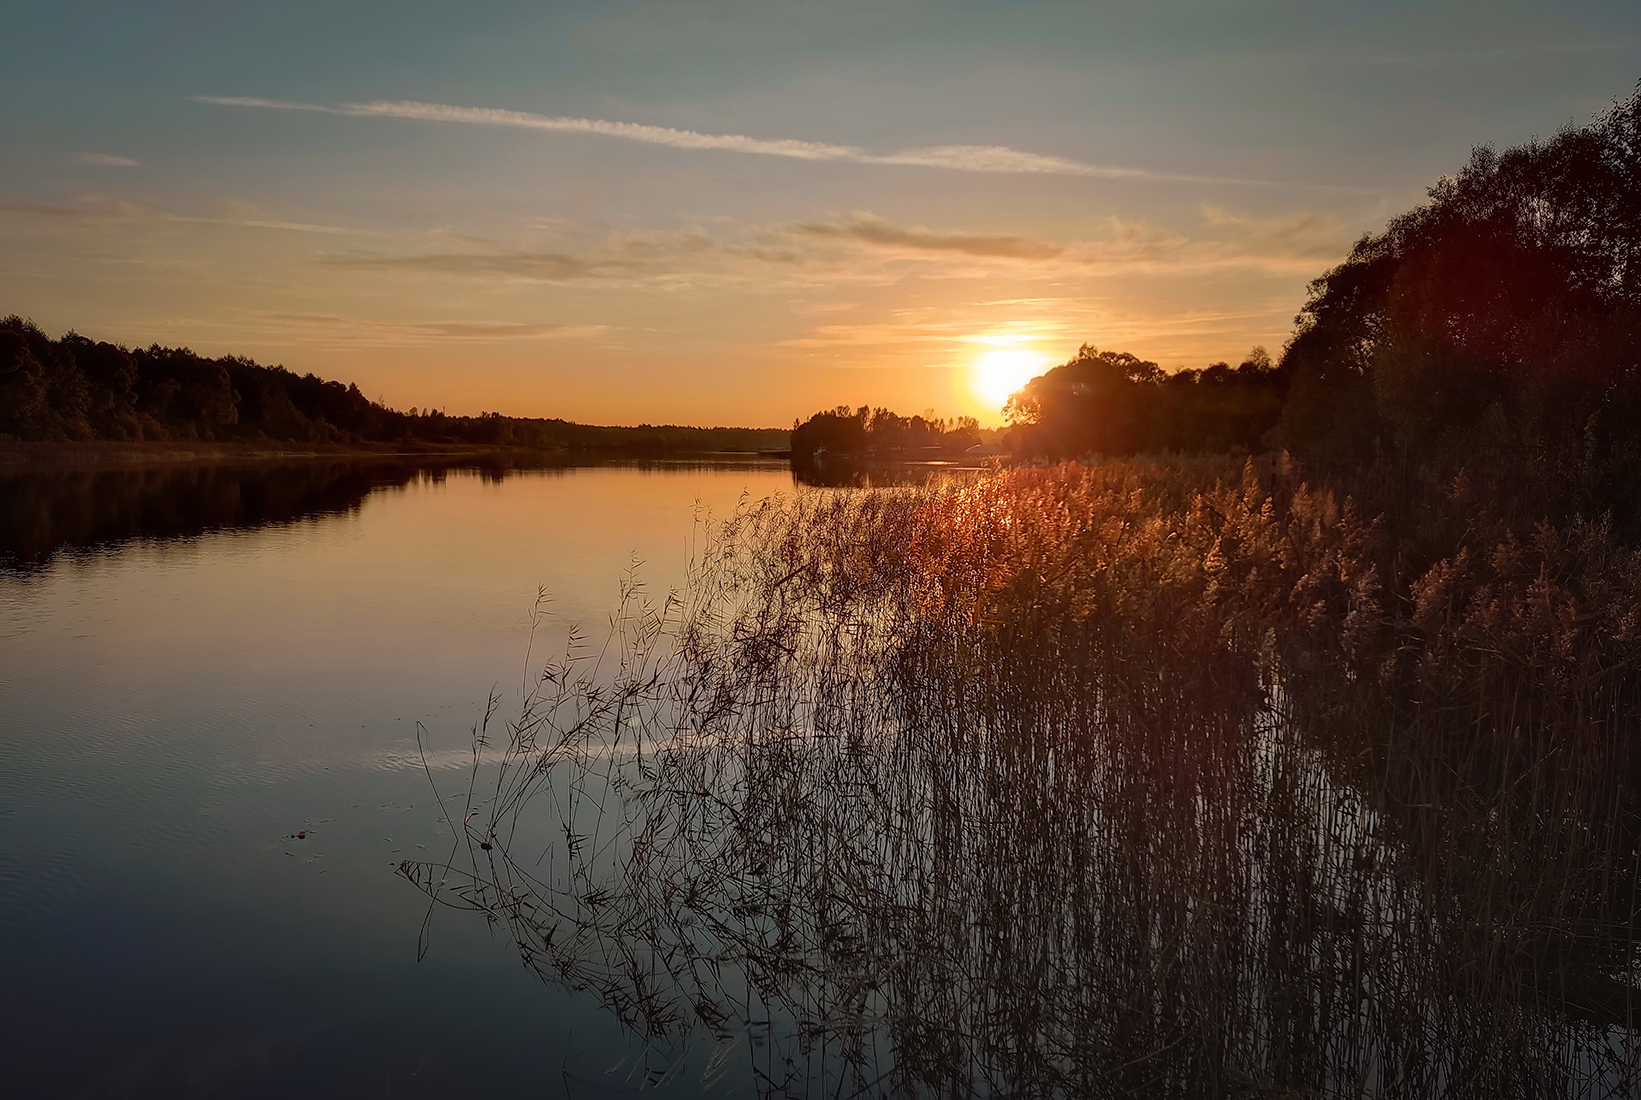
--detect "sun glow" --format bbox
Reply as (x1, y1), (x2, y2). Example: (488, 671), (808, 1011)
(972, 348), (1047, 412)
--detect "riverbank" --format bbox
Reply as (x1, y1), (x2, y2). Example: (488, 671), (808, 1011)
(0, 440), (781, 469)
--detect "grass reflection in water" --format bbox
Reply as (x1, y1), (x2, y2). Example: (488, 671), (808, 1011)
(404, 458), (1641, 1099)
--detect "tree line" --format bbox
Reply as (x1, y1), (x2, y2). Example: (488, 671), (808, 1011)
(0, 320), (787, 455)
(789, 406), (984, 461)
(1000, 346), (1286, 459)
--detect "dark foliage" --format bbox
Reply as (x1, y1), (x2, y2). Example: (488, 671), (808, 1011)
(789, 405), (982, 461)
(0, 316), (787, 454)
(1003, 344), (1288, 459)
(996, 84), (1641, 480)
(1277, 80), (1641, 479)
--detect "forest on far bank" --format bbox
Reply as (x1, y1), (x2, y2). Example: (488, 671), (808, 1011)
(0, 319), (787, 456)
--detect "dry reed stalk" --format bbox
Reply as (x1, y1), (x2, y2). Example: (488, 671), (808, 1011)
(404, 459), (1641, 1099)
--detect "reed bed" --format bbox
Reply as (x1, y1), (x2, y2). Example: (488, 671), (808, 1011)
(404, 457), (1641, 1098)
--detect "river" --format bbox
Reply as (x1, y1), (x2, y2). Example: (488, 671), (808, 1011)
(0, 458), (799, 1097)
(7, 456), (1637, 1099)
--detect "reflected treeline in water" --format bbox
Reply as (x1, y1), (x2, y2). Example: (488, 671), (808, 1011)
(790, 452), (992, 488)
(0, 455), (567, 571)
(0, 454), (794, 572)
(407, 459), (1641, 1098)
(0, 462), (391, 570)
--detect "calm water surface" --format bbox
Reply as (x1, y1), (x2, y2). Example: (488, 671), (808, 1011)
(7, 459), (1638, 1099)
(0, 460), (798, 1098)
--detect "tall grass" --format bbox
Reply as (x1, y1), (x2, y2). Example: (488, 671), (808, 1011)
(404, 457), (1641, 1098)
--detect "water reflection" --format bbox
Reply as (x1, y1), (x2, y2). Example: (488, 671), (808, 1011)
(408, 477), (1641, 1099)
(1, 461), (402, 571)
(0, 455), (790, 572)
(789, 453), (993, 488)
(0, 459), (805, 1097)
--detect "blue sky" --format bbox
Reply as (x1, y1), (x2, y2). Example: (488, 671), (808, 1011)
(3, 0), (1636, 424)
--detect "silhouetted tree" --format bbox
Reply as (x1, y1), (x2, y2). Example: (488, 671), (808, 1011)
(1003, 345), (1287, 460)
(0, 316), (788, 454)
(0, 317), (96, 440)
(790, 405), (983, 463)
(1277, 80), (1641, 468)
(791, 405), (871, 460)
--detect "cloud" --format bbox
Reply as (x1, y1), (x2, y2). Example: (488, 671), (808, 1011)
(74, 153), (140, 167)
(196, 94), (1333, 187)
(198, 95), (863, 161)
(320, 221), (814, 286)
(318, 221), (1024, 287)
(0, 199), (94, 218)
(1180, 207), (1350, 269)
(315, 208), (1351, 290)
(862, 146), (1247, 183)
(785, 210), (1350, 276)
(253, 311), (605, 343)
(195, 96), (333, 113)
(1042, 209), (1351, 275)
(790, 214), (1064, 260)
(0, 195), (370, 235)
(0, 197), (153, 221)
(343, 99), (865, 161)
(0, 193), (1340, 292)
(165, 214), (365, 235)
(416, 320), (605, 338)
(323, 249), (626, 280)
(775, 320), (961, 351)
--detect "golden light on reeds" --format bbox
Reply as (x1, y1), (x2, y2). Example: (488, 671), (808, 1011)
(405, 456), (1641, 1097)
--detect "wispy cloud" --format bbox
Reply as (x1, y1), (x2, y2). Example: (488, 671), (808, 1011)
(320, 222), (809, 285)
(318, 220), (1039, 287)
(790, 214), (1064, 260)
(315, 208), (1351, 289)
(199, 95), (865, 161)
(196, 95), (1337, 188)
(784, 210), (1349, 276)
(0, 199), (105, 218)
(254, 311), (605, 343)
(0, 195), (370, 235)
(347, 99), (863, 161)
(775, 320), (968, 352)
(1196, 206), (1349, 263)
(323, 249), (620, 280)
(418, 320), (604, 339)
(74, 153), (140, 167)
(865, 146), (1270, 186)
(165, 214), (366, 234)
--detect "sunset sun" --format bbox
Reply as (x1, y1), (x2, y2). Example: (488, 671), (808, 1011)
(972, 348), (1047, 411)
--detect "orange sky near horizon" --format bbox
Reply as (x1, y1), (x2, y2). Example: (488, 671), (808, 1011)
(3, 2), (1635, 428)
(2, 192), (1342, 427)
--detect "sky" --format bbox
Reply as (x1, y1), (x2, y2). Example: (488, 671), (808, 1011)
(2, 1), (1637, 427)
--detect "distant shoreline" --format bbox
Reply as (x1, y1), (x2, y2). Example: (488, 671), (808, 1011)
(0, 440), (792, 469)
